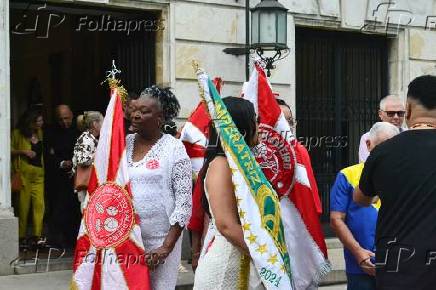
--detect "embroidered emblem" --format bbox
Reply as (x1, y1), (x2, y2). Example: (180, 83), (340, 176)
(146, 159), (160, 170)
(85, 183), (134, 248)
(254, 124), (296, 197)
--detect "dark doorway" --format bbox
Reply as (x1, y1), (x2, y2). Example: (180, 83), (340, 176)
(10, 1), (157, 125)
(295, 28), (388, 224)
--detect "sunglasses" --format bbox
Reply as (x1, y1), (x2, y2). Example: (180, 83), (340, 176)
(381, 110), (405, 118)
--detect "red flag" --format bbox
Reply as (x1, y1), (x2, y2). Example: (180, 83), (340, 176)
(243, 63), (330, 288)
(72, 85), (151, 290)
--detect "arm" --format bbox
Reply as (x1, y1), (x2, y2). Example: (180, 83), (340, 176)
(11, 150), (34, 158)
(191, 231), (202, 272)
(206, 156), (249, 255)
(330, 211), (375, 276)
(11, 130), (35, 159)
(353, 186), (374, 207)
(151, 150), (193, 266)
(188, 172), (206, 271)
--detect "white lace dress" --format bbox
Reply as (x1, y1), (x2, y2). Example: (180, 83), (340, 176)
(126, 133), (192, 290)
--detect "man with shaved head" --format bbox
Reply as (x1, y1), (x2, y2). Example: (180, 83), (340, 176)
(56, 105), (74, 129)
(358, 95), (406, 162)
(45, 104), (80, 249)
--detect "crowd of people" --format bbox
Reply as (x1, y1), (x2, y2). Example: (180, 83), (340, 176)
(10, 74), (436, 290)
(11, 105), (99, 249)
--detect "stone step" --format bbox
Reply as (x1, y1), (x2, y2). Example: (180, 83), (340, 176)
(325, 237), (342, 250)
(12, 256), (73, 275)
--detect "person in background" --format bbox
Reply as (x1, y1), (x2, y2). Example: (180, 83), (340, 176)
(354, 75), (436, 290)
(276, 98), (322, 215)
(127, 86), (192, 290)
(125, 92), (139, 135)
(45, 105), (80, 249)
(11, 108), (45, 247)
(330, 122), (399, 290)
(72, 111), (104, 211)
(358, 95), (405, 162)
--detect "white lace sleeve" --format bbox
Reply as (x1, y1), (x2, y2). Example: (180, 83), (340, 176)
(169, 142), (193, 227)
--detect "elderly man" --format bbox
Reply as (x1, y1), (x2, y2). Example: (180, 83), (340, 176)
(331, 122), (399, 290)
(354, 75), (436, 290)
(45, 105), (80, 248)
(358, 95), (405, 162)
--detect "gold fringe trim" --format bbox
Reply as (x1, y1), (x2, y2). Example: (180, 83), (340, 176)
(70, 278), (79, 290)
(106, 77), (128, 105)
(238, 254), (250, 290)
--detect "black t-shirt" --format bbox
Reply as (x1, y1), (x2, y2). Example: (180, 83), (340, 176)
(359, 129), (436, 290)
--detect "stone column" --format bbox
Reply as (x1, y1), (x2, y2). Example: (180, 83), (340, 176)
(0, 0), (18, 276)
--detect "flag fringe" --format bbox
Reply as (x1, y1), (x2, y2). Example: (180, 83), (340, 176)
(107, 78), (128, 105)
(312, 260), (332, 286)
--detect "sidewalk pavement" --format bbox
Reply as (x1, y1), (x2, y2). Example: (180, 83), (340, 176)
(0, 270), (346, 290)
(1, 238), (347, 289)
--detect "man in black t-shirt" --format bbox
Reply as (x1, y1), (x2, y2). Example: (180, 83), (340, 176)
(353, 75), (436, 290)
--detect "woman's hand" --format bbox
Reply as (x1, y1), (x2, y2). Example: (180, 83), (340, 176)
(22, 150), (36, 159)
(147, 244), (173, 271)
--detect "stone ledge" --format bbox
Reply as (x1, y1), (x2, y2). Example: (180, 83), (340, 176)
(0, 213), (18, 276)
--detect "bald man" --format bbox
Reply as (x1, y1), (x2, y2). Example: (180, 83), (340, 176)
(359, 95), (406, 162)
(358, 95), (406, 162)
(45, 105), (80, 249)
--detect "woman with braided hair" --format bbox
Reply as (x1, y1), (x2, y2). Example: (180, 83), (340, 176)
(127, 86), (192, 289)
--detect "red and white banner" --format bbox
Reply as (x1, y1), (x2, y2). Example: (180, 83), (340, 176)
(243, 63), (330, 289)
(72, 87), (151, 290)
(179, 77), (222, 173)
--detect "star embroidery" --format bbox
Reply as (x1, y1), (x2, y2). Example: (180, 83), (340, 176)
(268, 254), (278, 265)
(256, 244), (267, 255)
(239, 210), (246, 219)
(247, 233), (257, 244)
(242, 223), (251, 231)
(280, 264), (287, 273)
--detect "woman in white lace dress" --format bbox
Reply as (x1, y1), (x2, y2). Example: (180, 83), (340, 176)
(127, 86), (192, 290)
(194, 97), (264, 290)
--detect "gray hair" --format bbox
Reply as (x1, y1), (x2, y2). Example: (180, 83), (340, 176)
(77, 111), (103, 132)
(379, 95), (404, 110)
(369, 122), (400, 142)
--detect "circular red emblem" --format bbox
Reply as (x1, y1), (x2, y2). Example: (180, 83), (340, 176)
(85, 183), (134, 248)
(146, 159), (160, 170)
(254, 124), (296, 197)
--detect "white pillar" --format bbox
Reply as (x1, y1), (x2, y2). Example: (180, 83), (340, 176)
(0, 0), (11, 211)
(0, 0), (18, 276)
